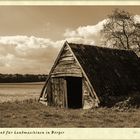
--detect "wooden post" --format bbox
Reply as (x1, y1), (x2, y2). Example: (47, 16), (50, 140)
(82, 78), (84, 108)
(64, 79), (68, 108)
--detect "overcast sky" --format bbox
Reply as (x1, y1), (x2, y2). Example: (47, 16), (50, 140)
(0, 6), (140, 74)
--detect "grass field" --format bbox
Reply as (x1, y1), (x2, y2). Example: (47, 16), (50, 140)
(0, 82), (44, 103)
(0, 83), (140, 127)
(0, 99), (140, 127)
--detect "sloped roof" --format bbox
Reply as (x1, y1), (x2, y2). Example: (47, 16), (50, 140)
(68, 43), (140, 103)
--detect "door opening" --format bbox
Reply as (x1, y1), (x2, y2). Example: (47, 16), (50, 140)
(66, 77), (82, 109)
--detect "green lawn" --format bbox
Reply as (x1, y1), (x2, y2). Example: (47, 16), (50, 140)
(0, 99), (140, 127)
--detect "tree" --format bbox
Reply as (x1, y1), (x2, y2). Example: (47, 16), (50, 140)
(101, 9), (140, 51)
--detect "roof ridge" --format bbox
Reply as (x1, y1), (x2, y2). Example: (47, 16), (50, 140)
(67, 42), (135, 53)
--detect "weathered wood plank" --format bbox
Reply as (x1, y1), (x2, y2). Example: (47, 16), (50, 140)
(46, 80), (52, 105)
(59, 56), (75, 61)
(59, 78), (64, 107)
(54, 65), (81, 71)
(64, 79), (68, 108)
(51, 73), (82, 77)
(56, 62), (77, 68)
(51, 78), (55, 106)
(53, 68), (82, 75)
(50, 77), (66, 108)
(63, 46), (69, 51)
(53, 63), (82, 75)
(83, 79), (95, 109)
(54, 59), (81, 69)
(61, 52), (73, 58)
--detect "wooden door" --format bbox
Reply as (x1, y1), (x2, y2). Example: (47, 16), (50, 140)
(51, 77), (65, 107)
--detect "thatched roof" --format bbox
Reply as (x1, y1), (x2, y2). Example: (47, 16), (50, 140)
(68, 43), (140, 104)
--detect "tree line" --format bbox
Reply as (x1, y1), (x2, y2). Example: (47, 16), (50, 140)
(0, 74), (48, 83)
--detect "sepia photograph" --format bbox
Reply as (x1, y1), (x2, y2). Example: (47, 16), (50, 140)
(0, 5), (140, 129)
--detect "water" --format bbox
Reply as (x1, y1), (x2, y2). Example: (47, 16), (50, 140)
(0, 82), (44, 103)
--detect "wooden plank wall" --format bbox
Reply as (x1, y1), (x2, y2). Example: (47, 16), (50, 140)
(47, 77), (97, 109)
(50, 45), (83, 107)
(47, 45), (96, 109)
(83, 78), (96, 109)
(51, 77), (65, 107)
(52, 45), (82, 77)
(45, 80), (52, 105)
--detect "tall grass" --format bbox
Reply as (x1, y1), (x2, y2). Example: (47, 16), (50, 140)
(0, 99), (140, 127)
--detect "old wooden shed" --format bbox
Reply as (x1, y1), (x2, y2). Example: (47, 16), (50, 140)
(39, 42), (140, 109)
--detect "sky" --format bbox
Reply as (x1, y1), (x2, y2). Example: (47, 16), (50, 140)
(0, 6), (140, 74)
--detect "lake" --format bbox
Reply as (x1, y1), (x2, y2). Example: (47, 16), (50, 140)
(0, 82), (45, 103)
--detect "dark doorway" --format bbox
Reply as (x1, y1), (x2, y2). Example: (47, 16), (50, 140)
(66, 77), (82, 109)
